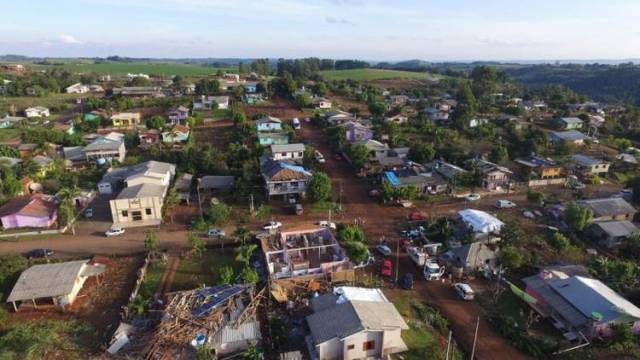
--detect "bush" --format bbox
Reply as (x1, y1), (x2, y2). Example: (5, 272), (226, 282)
(240, 266), (258, 284)
(342, 241), (369, 264)
(526, 189), (544, 207)
(547, 232), (570, 252)
(338, 225), (365, 243)
(308, 171), (332, 202)
(500, 246), (524, 269)
(205, 203), (231, 226)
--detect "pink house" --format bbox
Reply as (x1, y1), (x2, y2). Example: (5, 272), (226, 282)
(0, 195), (58, 229)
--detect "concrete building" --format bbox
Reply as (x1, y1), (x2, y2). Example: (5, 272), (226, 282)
(111, 112), (142, 128)
(269, 143), (305, 163)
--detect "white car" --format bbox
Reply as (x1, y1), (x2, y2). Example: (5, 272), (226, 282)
(315, 150), (325, 164)
(263, 221), (282, 230)
(495, 200), (516, 209)
(464, 193), (481, 202)
(318, 220), (336, 229)
(105, 227), (125, 237)
(453, 283), (475, 300)
(376, 244), (392, 256)
(207, 228), (225, 237)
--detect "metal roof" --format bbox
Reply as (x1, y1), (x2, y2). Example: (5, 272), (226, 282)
(198, 175), (235, 190)
(116, 183), (167, 199)
(592, 220), (639, 238)
(577, 197), (636, 218)
(573, 154), (606, 166)
(6, 260), (104, 302)
(270, 143), (305, 153)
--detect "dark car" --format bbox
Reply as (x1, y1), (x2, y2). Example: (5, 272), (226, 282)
(23, 248), (54, 259)
(400, 273), (414, 290)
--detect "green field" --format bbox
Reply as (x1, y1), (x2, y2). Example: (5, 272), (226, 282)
(319, 68), (438, 81)
(27, 61), (236, 76)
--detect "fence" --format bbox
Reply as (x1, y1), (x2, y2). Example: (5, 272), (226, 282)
(525, 178), (567, 187)
(121, 253), (152, 321)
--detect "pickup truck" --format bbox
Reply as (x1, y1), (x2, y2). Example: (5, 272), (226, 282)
(407, 246), (428, 266)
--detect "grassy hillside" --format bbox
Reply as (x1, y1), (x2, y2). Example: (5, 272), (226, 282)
(26, 61), (236, 76)
(319, 68), (438, 81)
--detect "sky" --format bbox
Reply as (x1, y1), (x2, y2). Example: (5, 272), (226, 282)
(2, 0), (640, 61)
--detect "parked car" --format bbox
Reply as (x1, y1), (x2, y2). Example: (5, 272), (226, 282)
(315, 150), (325, 164)
(376, 244), (392, 256)
(400, 273), (414, 290)
(453, 283), (475, 300)
(318, 220), (337, 229)
(495, 200), (516, 209)
(522, 210), (536, 219)
(381, 259), (392, 277)
(84, 208), (94, 218)
(263, 221), (282, 230)
(464, 193), (481, 202)
(407, 211), (426, 221)
(23, 248), (54, 259)
(105, 227), (125, 237)
(207, 228), (225, 237)
(294, 204), (303, 215)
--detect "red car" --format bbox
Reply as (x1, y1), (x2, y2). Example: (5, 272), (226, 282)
(407, 211), (426, 221)
(381, 259), (393, 277)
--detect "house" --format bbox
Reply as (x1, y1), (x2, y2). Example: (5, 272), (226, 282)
(1, 64), (26, 73)
(576, 197), (636, 222)
(586, 220), (640, 248)
(428, 160), (468, 182)
(325, 110), (356, 125)
(573, 154), (610, 176)
(0, 115), (25, 128)
(31, 155), (54, 176)
(443, 241), (499, 274)
(515, 156), (563, 180)
(522, 265), (640, 339)
(468, 118), (489, 128)
(549, 130), (589, 145)
(65, 83), (89, 94)
(127, 73), (150, 80)
(174, 173), (193, 203)
(111, 112), (141, 128)
(306, 287), (408, 360)
(89, 85), (104, 93)
(82, 132), (126, 164)
(384, 113), (409, 124)
(467, 159), (512, 191)
(0, 194), (58, 229)
(556, 117), (584, 130)
(112, 86), (162, 97)
(383, 165), (449, 195)
(24, 106), (50, 118)
(270, 143), (305, 163)
(138, 129), (161, 145)
(198, 176), (235, 195)
(388, 95), (409, 107)
(83, 112), (101, 123)
(257, 132), (289, 146)
(166, 106), (189, 124)
(457, 209), (504, 234)
(17, 143), (38, 159)
(341, 121), (374, 143)
(162, 124), (190, 144)
(98, 160), (175, 195)
(589, 115), (605, 128)
(244, 81), (258, 93)
(193, 95), (229, 111)
(243, 93), (265, 104)
(52, 122), (75, 135)
(6, 260), (105, 312)
(422, 107), (450, 123)
(312, 97), (332, 109)
(109, 183), (167, 227)
(260, 159), (312, 199)
(256, 116), (282, 132)
(520, 100), (546, 111)
(261, 228), (353, 280)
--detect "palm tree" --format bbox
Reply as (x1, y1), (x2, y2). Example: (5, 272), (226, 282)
(57, 186), (80, 235)
(235, 244), (257, 266)
(233, 225), (250, 245)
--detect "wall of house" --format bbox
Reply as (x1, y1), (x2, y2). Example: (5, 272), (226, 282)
(109, 195), (163, 227)
(341, 331), (383, 360)
(126, 174), (170, 188)
(1, 213), (56, 229)
(380, 328), (406, 356)
(273, 151), (303, 161)
(318, 338), (342, 360)
(61, 271), (89, 305)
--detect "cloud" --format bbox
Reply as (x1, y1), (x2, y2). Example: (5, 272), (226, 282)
(60, 34), (83, 44)
(328, 0), (364, 5)
(325, 16), (356, 26)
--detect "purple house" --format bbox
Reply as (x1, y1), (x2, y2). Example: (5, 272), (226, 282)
(0, 195), (58, 229)
(166, 106), (190, 125)
(340, 121), (374, 142)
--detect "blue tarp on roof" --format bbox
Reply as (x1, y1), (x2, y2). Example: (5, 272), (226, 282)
(281, 162), (312, 176)
(385, 171), (401, 186)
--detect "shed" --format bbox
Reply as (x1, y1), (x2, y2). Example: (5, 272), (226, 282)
(198, 176), (235, 193)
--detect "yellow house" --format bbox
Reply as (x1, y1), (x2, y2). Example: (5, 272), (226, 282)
(111, 112), (142, 128)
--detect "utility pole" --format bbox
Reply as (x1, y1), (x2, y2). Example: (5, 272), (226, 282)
(394, 236), (400, 283)
(196, 179), (203, 218)
(471, 316), (480, 360)
(249, 194), (254, 215)
(445, 330), (452, 360)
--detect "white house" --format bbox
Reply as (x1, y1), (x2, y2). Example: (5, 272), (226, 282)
(193, 95), (230, 110)
(65, 83), (90, 94)
(269, 143), (305, 162)
(312, 97), (332, 109)
(24, 106), (50, 118)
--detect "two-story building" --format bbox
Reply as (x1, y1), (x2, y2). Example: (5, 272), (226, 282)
(260, 158), (311, 200)
(467, 159), (512, 191)
(341, 121), (374, 143)
(573, 154), (610, 176)
(193, 95), (229, 111)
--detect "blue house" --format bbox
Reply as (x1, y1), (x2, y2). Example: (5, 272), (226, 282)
(256, 116), (282, 132)
(244, 82), (258, 93)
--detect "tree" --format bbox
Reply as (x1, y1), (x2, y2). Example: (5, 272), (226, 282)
(1, 171), (23, 197)
(489, 144), (509, 164)
(195, 79), (220, 96)
(163, 188), (180, 223)
(308, 171), (332, 202)
(346, 144), (370, 169)
(526, 189), (545, 207)
(342, 240), (369, 264)
(500, 246), (524, 269)
(338, 225), (365, 243)
(188, 232), (206, 257)
(408, 143), (435, 164)
(232, 225), (250, 245)
(452, 83), (477, 130)
(565, 202), (593, 232)
(0, 253), (28, 291)
(218, 266), (234, 284)
(548, 232), (570, 252)
(57, 187), (80, 231)
(295, 93), (312, 108)
(368, 101), (386, 117)
(235, 244), (257, 266)
(240, 266), (258, 284)
(313, 82), (328, 96)
(242, 345), (262, 360)
(500, 220), (525, 246)
(145, 116), (166, 130)
(206, 203), (230, 226)
(144, 230), (159, 255)
(326, 126), (346, 148)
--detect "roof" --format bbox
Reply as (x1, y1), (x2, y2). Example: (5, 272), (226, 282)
(458, 209), (504, 233)
(0, 194), (57, 219)
(307, 300), (408, 344)
(577, 197), (637, 218)
(559, 117), (583, 125)
(6, 260), (105, 302)
(270, 143), (305, 153)
(574, 154), (607, 166)
(174, 173), (193, 192)
(514, 156), (558, 168)
(102, 161), (175, 184)
(84, 132), (124, 152)
(198, 175), (235, 190)
(116, 183), (167, 199)
(592, 220), (640, 237)
(351, 139), (388, 152)
(32, 155), (53, 167)
(450, 242), (497, 268)
(550, 130), (588, 142)
(261, 159), (311, 181)
(256, 116), (282, 124)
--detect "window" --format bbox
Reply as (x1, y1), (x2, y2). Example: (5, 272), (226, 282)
(132, 211), (142, 221)
(363, 340), (375, 351)
(121, 210), (128, 217)
(347, 344), (354, 351)
(145, 208), (152, 215)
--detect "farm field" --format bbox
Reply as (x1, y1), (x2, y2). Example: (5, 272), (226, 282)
(319, 68), (439, 81)
(26, 61), (236, 76)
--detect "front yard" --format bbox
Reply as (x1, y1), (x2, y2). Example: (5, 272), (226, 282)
(170, 248), (243, 291)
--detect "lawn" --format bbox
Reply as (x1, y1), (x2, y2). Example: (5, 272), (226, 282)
(171, 248), (242, 291)
(319, 68), (438, 81)
(28, 61), (236, 76)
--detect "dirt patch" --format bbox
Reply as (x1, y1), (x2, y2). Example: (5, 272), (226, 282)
(241, 98), (307, 120)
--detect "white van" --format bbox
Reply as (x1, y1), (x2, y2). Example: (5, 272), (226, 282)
(292, 118), (301, 130)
